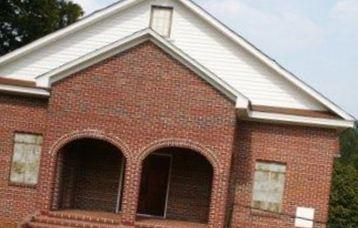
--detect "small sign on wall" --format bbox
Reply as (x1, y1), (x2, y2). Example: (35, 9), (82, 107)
(295, 207), (315, 228)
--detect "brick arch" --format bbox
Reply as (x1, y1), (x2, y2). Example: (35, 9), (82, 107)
(47, 129), (130, 210)
(48, 129), (130, 159)
(134, 138), (221, 226)
(137, 138), (220, 171)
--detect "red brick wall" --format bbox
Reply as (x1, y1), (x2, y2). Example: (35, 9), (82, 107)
(229, 122), (339, 228)
(0, 95), (47, 224)
(38, 41), (237, 227)
(0, 41), (339, 227)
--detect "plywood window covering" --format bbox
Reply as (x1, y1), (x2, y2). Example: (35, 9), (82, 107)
(150, 6), (173, 37)
(10, 133), (43, 185)
(252, 162), (286, 213)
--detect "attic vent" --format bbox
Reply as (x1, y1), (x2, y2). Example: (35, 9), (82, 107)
(150, 6), (173, 37)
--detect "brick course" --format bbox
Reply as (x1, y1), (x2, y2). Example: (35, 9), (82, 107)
(0, 41), (339, 227)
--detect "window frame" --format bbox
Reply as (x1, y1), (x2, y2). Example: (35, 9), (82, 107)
(149, 5), (174, 38)
(251, 160), (287, 213)
(8, 132), (43, 188)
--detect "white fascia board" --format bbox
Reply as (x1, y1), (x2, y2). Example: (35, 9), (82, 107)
(180, 0), (354, 121)
(0, 0), (144, 67)
(0, 84), (50, 98)
(244, 111), (355, 129)
(236, 97), (250, 117)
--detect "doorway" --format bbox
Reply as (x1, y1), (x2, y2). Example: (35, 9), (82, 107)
(137, 154), (172, 217)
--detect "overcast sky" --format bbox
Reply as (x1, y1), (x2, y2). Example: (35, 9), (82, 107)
(73, 0), (358, 118)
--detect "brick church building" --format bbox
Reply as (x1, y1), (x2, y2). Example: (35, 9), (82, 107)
(0, 0), (355, 227)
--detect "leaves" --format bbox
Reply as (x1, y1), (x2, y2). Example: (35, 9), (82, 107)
(340, 127), (358, 169)
(0, 0), (83, 56)
(329, 127), (358, 227)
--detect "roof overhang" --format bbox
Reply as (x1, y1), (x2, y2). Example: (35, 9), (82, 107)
(237, 108), (355, 129)
(0, 28), (353, 129)
(180, 0), (355, 122)
(0, 84), (50, 98)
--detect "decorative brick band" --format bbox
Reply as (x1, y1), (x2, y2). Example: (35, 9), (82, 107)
(47, 129), (130, 211)
(48, 129), (130, 159)
(137, 138), (220, 171)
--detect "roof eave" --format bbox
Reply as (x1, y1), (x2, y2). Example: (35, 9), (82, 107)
(0, 0), (144, 67)
(180, 0), (355, 121)
(237, 109), (355, 129)
(0, 84), (50, 98)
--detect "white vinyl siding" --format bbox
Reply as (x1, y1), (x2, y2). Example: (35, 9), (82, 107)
(150, 6), (173, 37)
(0, 1), (151, 79)
(0, 0), (326, 111)
(10, 133), (43, 185)
(252, 162), (286, 213)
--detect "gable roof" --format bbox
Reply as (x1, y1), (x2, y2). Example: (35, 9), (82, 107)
(0, 0), (354, 128)
(36, 28), (249, 106)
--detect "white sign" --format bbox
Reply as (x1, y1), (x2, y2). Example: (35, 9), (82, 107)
(295, 207), (315, 228)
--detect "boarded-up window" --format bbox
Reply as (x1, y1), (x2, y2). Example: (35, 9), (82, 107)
(252, 162), (286, 213)
(10, 133), (43, 185)
(150, 6), (173, 37)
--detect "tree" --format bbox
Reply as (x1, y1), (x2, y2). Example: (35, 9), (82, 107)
(329, 126), (358, 227)
(340, 127), (358, 169)
(0, 0), (83, 56)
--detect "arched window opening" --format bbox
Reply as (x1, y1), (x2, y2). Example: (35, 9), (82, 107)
(54, 138), (125, 213)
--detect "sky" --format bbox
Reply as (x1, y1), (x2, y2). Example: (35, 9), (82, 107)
(73, 0), (358, 118)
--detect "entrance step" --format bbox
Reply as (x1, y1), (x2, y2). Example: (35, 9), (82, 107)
(46, 211), (121, 225)
(25, 211), (123, 228)
(27, 221), (67, 228)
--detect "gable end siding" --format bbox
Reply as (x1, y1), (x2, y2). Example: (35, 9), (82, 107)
(0, 0), (328, 112)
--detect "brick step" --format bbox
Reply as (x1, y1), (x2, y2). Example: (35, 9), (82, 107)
(32, 215), (120, 228)
(27, 221), (67, 228)
(135, 223), (165, 228)
(45, 211), (121, 225)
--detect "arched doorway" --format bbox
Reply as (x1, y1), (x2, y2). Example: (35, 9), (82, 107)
(54, 138), (126, 213)
(137, 147), (213, 224)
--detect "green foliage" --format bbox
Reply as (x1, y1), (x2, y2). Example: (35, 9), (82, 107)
(328, 126), (358, 227)
(0, 0), (83, 56)
(340, 127), (358, 169)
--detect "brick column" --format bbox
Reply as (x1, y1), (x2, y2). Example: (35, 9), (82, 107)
(208, 163), (231, 228)
(120, 159), (141, 226)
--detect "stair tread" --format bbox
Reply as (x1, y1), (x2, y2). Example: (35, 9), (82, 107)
(46, 211), (121, 224)
(28, 221), (69, 228)
(33, 215), (120, 228)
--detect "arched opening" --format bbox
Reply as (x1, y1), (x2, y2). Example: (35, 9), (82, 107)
(137, 147), (213, 224)
(54, 138), (126, 213)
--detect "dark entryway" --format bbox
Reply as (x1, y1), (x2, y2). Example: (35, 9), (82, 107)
(55, 138), (125, 213)
(138, 154), (172, 217)
(137, 148), (213, 224)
